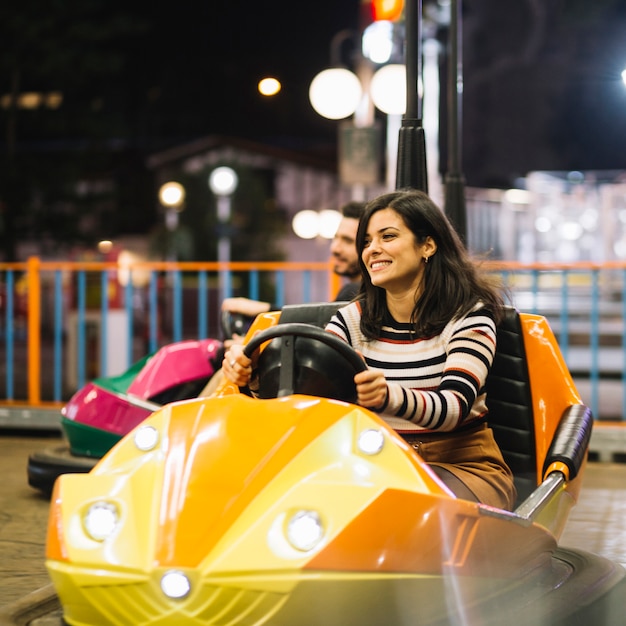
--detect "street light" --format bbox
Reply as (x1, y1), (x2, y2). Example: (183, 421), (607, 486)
(310, 61), (406, 191)
(208, 166), (238, 300)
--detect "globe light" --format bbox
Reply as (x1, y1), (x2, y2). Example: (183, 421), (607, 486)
(362, 21), (394, 64)
(158, 182), (185, 209)
(292, 210), (320, 239)
(309, 68), (362, 120)
(370, 64), (406, 115)
(209, 167), (238, 196)
(258, 77), (281, 96)
(318, 209), (342, 239)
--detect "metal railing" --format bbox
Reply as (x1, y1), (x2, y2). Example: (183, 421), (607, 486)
(1, 257), (625, 421)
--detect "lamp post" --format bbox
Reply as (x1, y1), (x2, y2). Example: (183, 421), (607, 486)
(208, 166), (238, 301)
(309, 17), (409, 195)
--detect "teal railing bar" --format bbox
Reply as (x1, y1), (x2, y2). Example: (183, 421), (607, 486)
(559, 270), (569, 362)
(149, 272), (158, 354)
(198, 270), (208, 339)
(125, 277), (134, 369)
(589, 269), (600, 420)
(172, 270), (182, 343)
(5, 271), (14, 399)
(100, 271), (108, 376)
(249, 270), (259, 301)
(77, 271), (86, 388)
(53, 271), (63, 401)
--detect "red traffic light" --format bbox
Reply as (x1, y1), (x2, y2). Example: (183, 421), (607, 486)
(371, 0), (404, 21)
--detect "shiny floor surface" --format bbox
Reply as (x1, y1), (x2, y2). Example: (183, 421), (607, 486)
(0, 433), (625, 614)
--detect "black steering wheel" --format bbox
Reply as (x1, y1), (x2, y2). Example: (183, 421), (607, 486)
(243, 323), (367, 402)
(221, 310), (255, 341)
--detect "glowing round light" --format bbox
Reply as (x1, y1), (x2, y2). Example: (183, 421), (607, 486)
(83, 501), (119, 541)
(318, 209), (342, 239)
(286, 510), (324, 551)
(357, 429), (385, 455)
(161, 570), (191, 599)
(158, 182), (185, 209)
(535, 216), (552, 233)
(98, 240), (113, 254)
(362, 21), (394, 64)
(258, 77), (281, 96)
(309, 68), (362, 120)
(134, 425), (159, 451)
(209, 167), (238, 196)
(560, 221), (584, 241)
(292, 210), (320, 239)
(370, 64), (406, 115)
(622, 69), (626, 86)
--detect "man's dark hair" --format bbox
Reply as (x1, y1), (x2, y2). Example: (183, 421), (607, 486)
(340, 201), (366, 220)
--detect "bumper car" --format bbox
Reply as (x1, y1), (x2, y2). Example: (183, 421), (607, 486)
(29, 312), (254, 495)
(45, 304), (626, 625)
(28, 337), (224, 494)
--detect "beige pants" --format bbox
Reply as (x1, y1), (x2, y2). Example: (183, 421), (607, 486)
(402, 423), (517, 510)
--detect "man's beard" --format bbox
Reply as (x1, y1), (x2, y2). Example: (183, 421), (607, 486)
(334, 261), (360, 280)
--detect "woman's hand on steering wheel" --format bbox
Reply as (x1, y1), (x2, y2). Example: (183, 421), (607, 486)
(222, 344), (253, 387)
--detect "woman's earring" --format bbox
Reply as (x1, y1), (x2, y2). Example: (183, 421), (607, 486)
(423, 256), (429, 264)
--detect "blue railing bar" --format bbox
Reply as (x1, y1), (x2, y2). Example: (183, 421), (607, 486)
(560, 270), (569, 362)
(589, 269), (600, 419)
(5, 270), (14, 399)
(531, 269), (539, 315)
(249, 270), (259, 301)
(172, 270), (182, 343)
(275, 271), (285, 308)
(149, 272), (158, 354)
(53, 271), (63, 402)
(125, 276), (134, 369)
(100, 271), (108, 376)
(77, 271), (86, 389)
(303, 271), (311, 302)
(198, 270), (208, 339)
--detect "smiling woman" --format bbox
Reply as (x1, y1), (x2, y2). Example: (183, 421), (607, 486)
(325, 188), (515, 509)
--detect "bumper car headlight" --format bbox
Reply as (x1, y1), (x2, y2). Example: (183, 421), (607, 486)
(357, 428), (385, 455)
(286, 510), (324, 552)
(161, 570), (191, 599)
(134, 424), (160, 451)
(83, 501), (119, 541)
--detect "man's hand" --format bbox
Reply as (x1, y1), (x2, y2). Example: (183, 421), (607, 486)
(221, 297), (271, 318)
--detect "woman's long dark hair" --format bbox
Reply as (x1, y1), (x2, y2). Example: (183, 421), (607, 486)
(355, 189), (505, 339)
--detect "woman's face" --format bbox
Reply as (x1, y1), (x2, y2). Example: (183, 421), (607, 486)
(361, 208), (434, 293)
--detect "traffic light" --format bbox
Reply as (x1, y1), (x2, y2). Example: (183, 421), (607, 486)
(370, 0), (404, 22)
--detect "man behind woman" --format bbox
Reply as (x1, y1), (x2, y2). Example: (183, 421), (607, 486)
(223, 189), (516, 510)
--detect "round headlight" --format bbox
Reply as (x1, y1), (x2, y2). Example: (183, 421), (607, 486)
(161, 570), (191, 599)
(357, 428), (385, 455)
(286, 510), (324, 552)
(83, 501), (119, 541)
(134, 424), (159, 451)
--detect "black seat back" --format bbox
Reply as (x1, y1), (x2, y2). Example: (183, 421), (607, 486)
(485, 306), (537, 505)
(278, 302), (348, 327)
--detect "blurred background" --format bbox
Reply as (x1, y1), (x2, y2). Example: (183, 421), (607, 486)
(2, 0), (626, 266)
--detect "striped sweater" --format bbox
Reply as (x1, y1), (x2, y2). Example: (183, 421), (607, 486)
(326, 301), (496, 433)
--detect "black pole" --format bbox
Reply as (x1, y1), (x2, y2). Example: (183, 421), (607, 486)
(395, 0), (428, 192)
(444, 0), (467, 241)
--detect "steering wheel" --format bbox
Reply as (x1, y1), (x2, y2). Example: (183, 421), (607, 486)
(243, 323), (367, 402)
(221, 310), (255, 341)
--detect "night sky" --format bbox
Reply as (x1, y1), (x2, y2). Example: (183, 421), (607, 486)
(3, 0), (626, 188)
